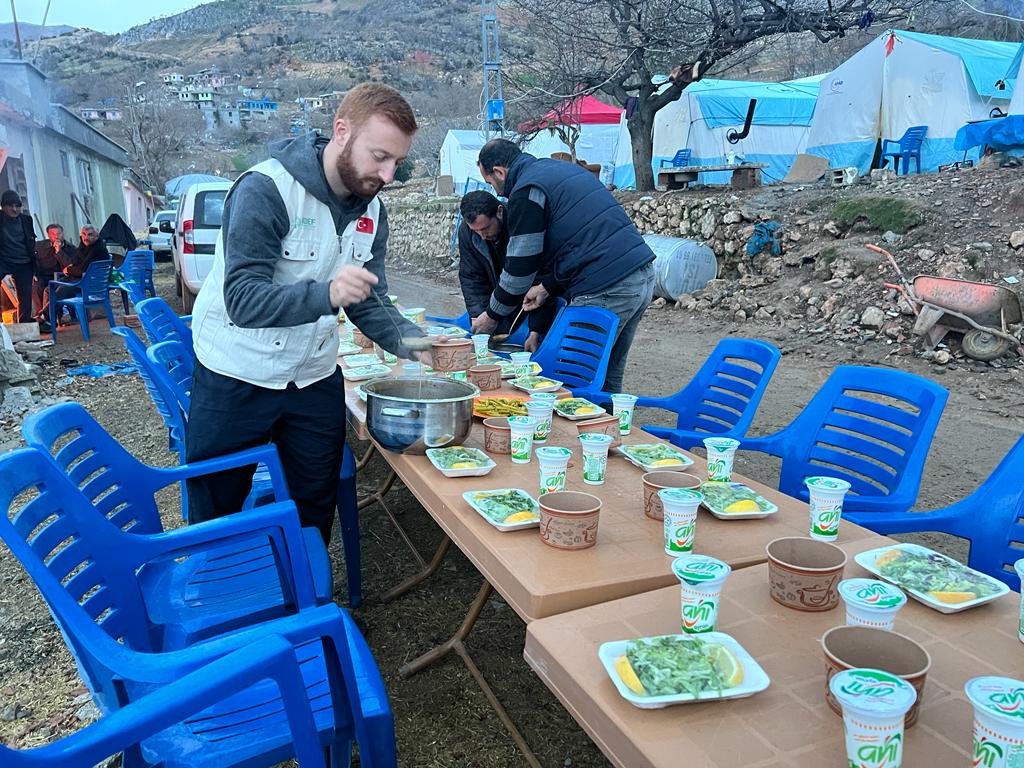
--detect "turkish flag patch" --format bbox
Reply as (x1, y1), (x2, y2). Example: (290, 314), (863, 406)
(355, 217), (374, 234)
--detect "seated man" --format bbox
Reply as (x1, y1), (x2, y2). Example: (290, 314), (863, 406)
(458, 190), (556, 351)
(34, 223), (77, 327)
(54, 225), (110, 320)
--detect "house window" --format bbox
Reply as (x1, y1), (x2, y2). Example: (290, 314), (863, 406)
(76, 159), (95, 196)
(60, 151), (70, 177)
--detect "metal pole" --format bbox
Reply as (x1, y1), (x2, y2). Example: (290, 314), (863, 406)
(10, 0), (24, 59)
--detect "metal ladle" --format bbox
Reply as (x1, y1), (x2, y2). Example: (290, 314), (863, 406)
(489, 306), (526, 345)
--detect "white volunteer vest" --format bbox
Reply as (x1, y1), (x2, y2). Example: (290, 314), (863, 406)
(192, 158), (379, 388)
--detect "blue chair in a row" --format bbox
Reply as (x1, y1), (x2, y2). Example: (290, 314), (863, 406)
(50, 258), (117, 342)
(115, 249), (158, 313)
(23, 402), (333, 648)
(136, 295), (193, 350)
(530, 305), (619, 402)
(862, 434), (1024, 590)
(638, 338), (781, 450)
(1, 636), (331, 767)
(0, 448), (396, 766)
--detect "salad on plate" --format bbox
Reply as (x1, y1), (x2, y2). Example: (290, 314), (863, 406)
(553, 398), (606, 419)
(871, 546), (1003, 605)
(700, 482), (777, 518)
(426, 446), (491, 469)
(616, 636), (743, 698)
(619, 444), (694, 470)
(463, 489), (540, 527)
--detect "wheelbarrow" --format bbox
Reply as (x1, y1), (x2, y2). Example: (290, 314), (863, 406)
(870, 244), (1024, 361)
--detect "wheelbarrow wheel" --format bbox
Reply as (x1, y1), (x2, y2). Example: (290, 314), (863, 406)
(961, 329), (1010, 362)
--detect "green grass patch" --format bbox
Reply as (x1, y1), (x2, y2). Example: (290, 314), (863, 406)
(832, 197), (923, 234)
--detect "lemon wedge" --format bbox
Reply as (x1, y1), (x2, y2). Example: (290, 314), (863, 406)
(450, 462), (479, 469)
(504, 510), (538, 523)
(708, 644), (745, 687)
(724, 499), (760, 514)
(928, 590), (976, 604)
(614, 655), (646, 695)
(651, 458), (682, 466)
(874, 549), (903, 568)
(577, 406), (597, 414)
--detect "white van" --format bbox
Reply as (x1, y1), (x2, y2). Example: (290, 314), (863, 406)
(172, 180), (231, 312)
(147, 209), (176, 258)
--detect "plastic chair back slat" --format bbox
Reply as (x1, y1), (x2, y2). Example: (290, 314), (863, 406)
(135, 297), (193, 351)
(814, 429), (907, 475)
(716, 360), (764, 385)
(822, 411), (914, 452)
(831, 393), (921, 433)
(532, 306), (620, 397)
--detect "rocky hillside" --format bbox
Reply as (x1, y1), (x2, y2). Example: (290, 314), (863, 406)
(0, 22), (76, 43)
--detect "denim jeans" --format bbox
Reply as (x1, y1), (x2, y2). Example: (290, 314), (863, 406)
(571, 262), (655, 393)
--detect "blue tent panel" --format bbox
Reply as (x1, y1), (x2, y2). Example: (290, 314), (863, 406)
(692, 77), (823, 129)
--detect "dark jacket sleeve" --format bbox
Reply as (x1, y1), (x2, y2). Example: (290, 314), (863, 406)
(457, 223), (494, 318)
(342, 206), (425, 360)
(221, 173), (336, 328)
(22, 216), (37, 269)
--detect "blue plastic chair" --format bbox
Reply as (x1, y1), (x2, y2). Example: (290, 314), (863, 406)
(147, 339), (364, 607)
(112, 327), (185, 456)
(0, 635), (329, 768)
(136, 295), (193, 350)
(49, 259), (116, 342)
(741, 365), (948, 516)
(0, 450), (396, 766)
(659, 149), (692, 168)
(116, 249), (158, 313)
(637, 338), (781, 450)
(881, 126), (927, 175)
(530, 305), (619, 401)
(22, 401), (333, 649)
(858, 435), (1024, 589)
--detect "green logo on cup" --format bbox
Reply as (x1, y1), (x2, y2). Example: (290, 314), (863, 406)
(583, 453), (605, 481)
(973, 736), (1005, 767)
(839, 670), (901, 699)
(541, 473), (564, 495)
(812, 508), (841, 535)
(671, 522), (695, 551)
(856, 733), (901, 764)
(681, 599), (715, 630)
(851, 583), (902, 608)
(988, 689), (1024, 719)
(675, 559), (726, 582)
(706, 458), (730, 481)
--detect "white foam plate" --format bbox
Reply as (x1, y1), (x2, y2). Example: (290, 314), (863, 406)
(462, 488), (541, 531)
(553, 398), (608, 421)
(342, 353), (383, 368)
(616, 444), (695, 472)
(699, 482), (778, 520)
(343, 364), (393, 382)
(511, 376), (563, 393)
(855, 543), (1009, 614)
(338, 340), (363, 356)
(425, 447), (497, 478)
(598, 632), (770, 709)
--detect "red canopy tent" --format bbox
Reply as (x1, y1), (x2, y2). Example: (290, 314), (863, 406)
(518, 94), (623, 132)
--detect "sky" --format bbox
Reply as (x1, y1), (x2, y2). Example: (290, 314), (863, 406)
(2, 0), (207, 35)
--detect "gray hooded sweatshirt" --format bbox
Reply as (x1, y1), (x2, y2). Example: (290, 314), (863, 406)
(219, 131), (422, 358)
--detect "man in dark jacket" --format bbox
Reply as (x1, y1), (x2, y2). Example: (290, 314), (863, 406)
(34, 223), (77, 324)
(469, 139), (656, 393)
(55, 225), (109, 296)
(458, 190), (555, 351)
(0, 190), (37, 324)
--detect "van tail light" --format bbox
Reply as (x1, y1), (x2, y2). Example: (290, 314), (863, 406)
(182, 220), (194, 254)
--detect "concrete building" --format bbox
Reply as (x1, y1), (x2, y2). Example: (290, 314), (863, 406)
(0, 60), (129, 234)
(122, 168), (159, 234)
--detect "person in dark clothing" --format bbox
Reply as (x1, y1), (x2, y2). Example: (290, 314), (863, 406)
(0, 190), (38, 324)
(53, 226), (110, 323)
(34, 223), (77, 325)
(457, 190), (555, 352)
(470, 139), (656, 393)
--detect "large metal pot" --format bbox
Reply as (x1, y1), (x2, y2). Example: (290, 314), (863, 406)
(363, 376), (479, 454)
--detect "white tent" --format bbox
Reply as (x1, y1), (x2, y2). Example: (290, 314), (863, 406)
(807, 30), (1018, 173)
(1009, 44), (1024, 114)
(521, 123), (623, 185)
(611, 75), (824, 188)
(438, 129), (489, 191)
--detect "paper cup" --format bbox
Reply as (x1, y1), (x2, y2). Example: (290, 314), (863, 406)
(830, 668), (917, 768)
(671, 555), (731, 634)
(510, 351), (532, 378)
(525, 400), (554, 444)
(839, 579), (907, 630)
(806, 476), (851, 542)
(965, 676), (1024, 767)
(703, 437), (740, 482)
(578, 433), (614, 485)
(537, 446), (572, 496)
(610, 393), (638, 436)
(641, 471), (702, 520)
(659, 488), (703, 556)
(471, 333), (491, 361)
(1016, 559), (1024, 644)
(507, 415), (536, 464)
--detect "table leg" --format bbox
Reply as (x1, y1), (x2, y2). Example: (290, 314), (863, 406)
(355, 442), (376, 471)
(399, 580), (542, 768)
(379, 535), (451, 603)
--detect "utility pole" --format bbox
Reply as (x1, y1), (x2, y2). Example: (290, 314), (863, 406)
(9, 0), (23, 59)
(480, 0), (505, 138)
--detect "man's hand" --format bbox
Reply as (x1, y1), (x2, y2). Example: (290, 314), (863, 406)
(471, 312), (498, 334)
(524, 332), (541, 353)
(411, 349), (433, 366)
(522, 284), (550, 312)
(329, 265), (379, 308)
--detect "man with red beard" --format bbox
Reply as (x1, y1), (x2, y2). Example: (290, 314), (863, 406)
(187, 84), (427, 543)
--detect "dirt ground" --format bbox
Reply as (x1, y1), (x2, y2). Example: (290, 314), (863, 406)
(0, 263), (1021, 766)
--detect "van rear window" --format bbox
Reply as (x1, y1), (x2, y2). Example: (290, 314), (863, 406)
(194, 190), (227, 229)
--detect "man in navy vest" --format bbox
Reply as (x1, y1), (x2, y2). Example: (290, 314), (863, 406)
(469, 139), (655, 393)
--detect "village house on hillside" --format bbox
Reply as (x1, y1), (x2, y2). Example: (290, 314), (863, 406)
(0, 59), (131, 234)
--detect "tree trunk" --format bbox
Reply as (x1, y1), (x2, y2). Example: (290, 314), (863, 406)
(627, 109), (656, 191)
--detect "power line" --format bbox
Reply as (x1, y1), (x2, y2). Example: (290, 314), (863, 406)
(956, 0), (1024, 23)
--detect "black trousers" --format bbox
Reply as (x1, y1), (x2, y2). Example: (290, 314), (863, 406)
(185, 361), (347, 544)
(1, 262), (34, 323)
